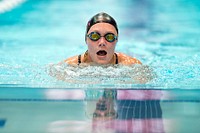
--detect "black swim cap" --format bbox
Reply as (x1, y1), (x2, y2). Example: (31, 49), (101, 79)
(86, 12), (118, 35)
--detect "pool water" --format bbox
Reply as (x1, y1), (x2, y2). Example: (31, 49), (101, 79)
(0, 0), (200, 133)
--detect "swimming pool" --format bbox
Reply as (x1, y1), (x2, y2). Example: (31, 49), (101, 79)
(0, 0), (200, 132)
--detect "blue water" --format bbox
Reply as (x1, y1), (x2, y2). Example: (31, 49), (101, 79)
(0, 0), (200, 133)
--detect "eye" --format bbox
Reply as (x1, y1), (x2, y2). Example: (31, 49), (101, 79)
(105, 33), (117, 42)
(106, 34), (114, 40)
(91, 33), (100, 40)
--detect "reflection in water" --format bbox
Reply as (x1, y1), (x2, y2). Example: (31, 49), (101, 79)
(89, 89), (164, 133)
(93, 98), (117, 120)
(92, 90), (117, 121)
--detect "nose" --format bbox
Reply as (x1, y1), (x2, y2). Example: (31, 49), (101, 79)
(99, 43), (106, 47)
(98, 37), (107, 47)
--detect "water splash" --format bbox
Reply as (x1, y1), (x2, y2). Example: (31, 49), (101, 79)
(1, 54), (199, 89)
(48, 63), (155, 86)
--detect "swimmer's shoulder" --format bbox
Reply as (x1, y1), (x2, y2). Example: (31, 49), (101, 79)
(117, 52), (142, 65)
(63, 55), (79, 65)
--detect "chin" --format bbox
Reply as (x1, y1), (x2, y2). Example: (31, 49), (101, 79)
(96, 60), (109, 65)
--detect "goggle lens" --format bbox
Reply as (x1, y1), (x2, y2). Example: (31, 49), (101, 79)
(105, 33), (115, 42)
(90, 33), (100, 41)
(87, 32), (117, 42)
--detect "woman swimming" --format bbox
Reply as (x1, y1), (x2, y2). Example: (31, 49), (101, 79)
(64, 12), (142, 65)
(51, 12), (154, 84)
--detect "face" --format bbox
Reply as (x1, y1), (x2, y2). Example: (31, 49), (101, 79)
(86, 23), (118, 64)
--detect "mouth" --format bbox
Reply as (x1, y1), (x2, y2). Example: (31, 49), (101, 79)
(96, 50), (107, 56)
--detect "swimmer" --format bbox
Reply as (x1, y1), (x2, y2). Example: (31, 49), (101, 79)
(64, 12), (142, 65)
(55, 12), (154, 83)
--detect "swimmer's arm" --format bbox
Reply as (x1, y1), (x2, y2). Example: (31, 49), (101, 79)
(63, 55), (79, 66)
(117, 53), (142, 65)
(129, 56), (155, 84)
(49, 56), (78, 81)
(133, 65), (155, 84)
(131, 58), (153, 84)
(49, 61), (80, 83)
(130, 57), (142, 65)
(118, 53), (154, 84)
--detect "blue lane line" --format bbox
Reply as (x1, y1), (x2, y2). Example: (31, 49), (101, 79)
(0, 119), (6, 128)
(0, 98), (82, 102)
(0, 98), (200, 102)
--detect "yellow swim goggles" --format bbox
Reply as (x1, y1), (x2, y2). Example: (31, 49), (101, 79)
(87, 32), (118, 42)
